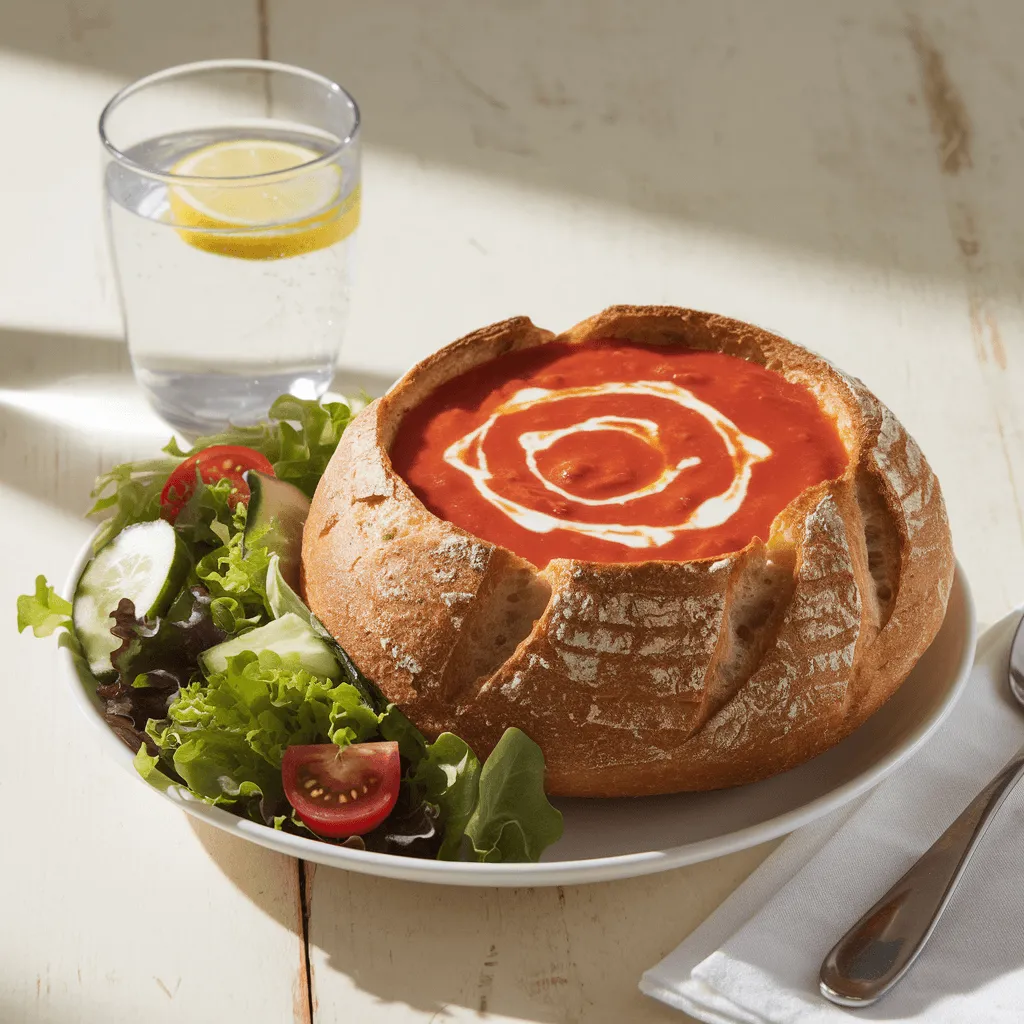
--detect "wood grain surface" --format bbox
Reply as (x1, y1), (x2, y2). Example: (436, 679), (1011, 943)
(3, 1), (1022, 1021)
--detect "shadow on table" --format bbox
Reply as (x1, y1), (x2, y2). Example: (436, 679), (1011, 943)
(186, 818), (308, 940)
(0, 326), (128, 388)
(0, 326), (141, 515)
(0, 323), (394, 516)
(188, 806), (761, 1024)
(8, 1), (1024, 293)
(187, 845), (676, 1022)
(300, 866), (726, 1023)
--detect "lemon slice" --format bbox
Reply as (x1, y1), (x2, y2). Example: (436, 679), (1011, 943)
(168, 138), (359, 260)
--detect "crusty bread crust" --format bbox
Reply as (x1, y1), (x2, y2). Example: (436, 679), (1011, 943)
(302, 307), (954, 796)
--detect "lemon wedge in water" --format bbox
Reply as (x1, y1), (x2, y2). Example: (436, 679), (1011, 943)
(168, 138), (359, 260)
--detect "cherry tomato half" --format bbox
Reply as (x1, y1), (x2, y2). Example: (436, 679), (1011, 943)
(160, 445), (275, 523)
(282, 742), (401, 838)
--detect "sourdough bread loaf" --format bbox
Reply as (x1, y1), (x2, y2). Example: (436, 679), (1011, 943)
(301, 307), (954, 796)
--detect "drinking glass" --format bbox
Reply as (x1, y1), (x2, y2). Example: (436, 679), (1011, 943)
(99, 59), (361, 435)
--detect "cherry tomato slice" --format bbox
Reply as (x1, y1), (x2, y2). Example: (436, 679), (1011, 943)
(160, 445), (275, 523)
(282, 742), (401, 838)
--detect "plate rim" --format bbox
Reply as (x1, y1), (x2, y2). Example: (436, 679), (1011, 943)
(60, 535), (976, 886)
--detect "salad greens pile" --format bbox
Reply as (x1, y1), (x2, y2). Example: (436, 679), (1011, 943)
(18, 395), (563, 863)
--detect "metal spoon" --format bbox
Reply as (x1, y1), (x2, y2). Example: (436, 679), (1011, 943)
(819, 615), (1024, 1007)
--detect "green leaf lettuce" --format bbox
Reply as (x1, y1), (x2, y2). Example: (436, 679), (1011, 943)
(411, 733), (482, 860)
(464, 728), (563, 862)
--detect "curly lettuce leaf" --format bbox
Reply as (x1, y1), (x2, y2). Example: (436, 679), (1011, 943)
(87, 456), (181, 552)
(464, 728), (563, 863)
(171, 733), (280, 811)
(143, 648), (383, 823)
(17, 575), (72, 637)
(146, 650), (380, 811)
(165, 394), (362, 498)
(194, 510), (273, 628)
(133, 745), (182, 794)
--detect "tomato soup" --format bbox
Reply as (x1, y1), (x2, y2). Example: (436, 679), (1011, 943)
(389, 340), (848, 567)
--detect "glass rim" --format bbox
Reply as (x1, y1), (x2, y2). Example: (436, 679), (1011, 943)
(98, 58), (360, 186)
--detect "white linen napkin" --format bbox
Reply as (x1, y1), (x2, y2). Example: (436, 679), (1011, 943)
(640, 612), (1024, 1024)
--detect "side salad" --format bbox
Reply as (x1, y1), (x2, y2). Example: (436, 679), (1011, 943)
(18, 395), (563, 863)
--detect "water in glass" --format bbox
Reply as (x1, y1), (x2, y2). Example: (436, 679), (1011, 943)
(105, 122), (357, 435)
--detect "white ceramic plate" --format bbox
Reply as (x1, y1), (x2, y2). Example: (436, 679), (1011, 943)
(61, 537), (976, 886)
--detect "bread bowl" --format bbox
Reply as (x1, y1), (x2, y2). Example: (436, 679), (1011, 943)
(301, 306), (954, 796)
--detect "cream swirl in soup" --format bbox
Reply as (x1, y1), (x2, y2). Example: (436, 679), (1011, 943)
(390, 341), (848, 567)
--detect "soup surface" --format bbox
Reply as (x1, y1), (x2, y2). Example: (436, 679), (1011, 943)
(389, 340), (848, 567)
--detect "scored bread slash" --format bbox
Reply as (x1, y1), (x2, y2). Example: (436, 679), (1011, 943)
(302, 305), (954, 797)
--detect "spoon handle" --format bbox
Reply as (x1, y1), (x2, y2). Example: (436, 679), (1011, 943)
(819, 745), (1024, 1007)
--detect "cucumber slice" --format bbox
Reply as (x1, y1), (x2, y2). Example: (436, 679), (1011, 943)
(73, 520), (188, 680)
(243, 471), (310, 590)
(199, 612), (340, 679)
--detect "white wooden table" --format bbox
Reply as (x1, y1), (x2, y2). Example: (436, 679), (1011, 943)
(3, 2), (1022, 1021)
